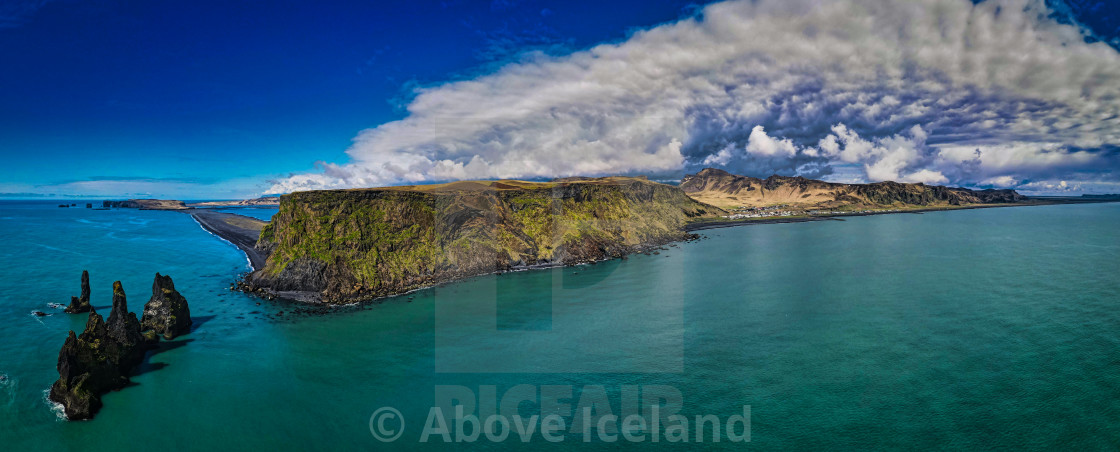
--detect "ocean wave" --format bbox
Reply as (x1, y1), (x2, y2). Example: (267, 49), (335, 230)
(1, 373), (17, 411)
(47, 303), (65, 310)
(1, 373), (13, 399)
(103, 231), (169, 243)
(32, 243), (82, 256)
(76, 218), (113, 228)
(42, 388), (66, 422)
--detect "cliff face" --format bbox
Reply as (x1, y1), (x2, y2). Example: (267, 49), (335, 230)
(246, 177), (721, 303)
(680, 168), (1025, 209)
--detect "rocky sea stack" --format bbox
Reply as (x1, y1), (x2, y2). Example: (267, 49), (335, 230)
(63, 270), (92, 314)
(48, 275), (192, 420)
(141, 273), (192, 340)
(49, 281), (153, 420)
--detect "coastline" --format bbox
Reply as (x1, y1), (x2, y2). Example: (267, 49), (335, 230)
(187, 210), (268, 271)
(683, 198), (1120, 232)
(195, 197), (1119, 305)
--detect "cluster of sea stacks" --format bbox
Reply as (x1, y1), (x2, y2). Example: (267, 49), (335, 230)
(49, 272), (192, 420)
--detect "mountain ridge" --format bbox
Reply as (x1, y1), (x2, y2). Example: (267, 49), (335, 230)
(680, 168), (1025, 209)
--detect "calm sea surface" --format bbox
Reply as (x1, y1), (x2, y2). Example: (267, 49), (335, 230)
(0, 201), (1117, 450)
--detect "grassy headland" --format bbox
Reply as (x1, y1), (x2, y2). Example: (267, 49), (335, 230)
(244, 177), (723, 303)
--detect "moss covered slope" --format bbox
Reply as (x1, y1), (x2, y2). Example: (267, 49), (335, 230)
(247, 177), (721, 303)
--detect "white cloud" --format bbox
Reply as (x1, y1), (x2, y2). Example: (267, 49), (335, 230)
(1019, 179), (1080, 192)
(981, 175), (1020, 188)
(815, 123), (948, 183)
(901, 169), (949, 185)
(267, 0), (1120, 194)
(745, 126), (798, 157)
(702, 144), (737, 166)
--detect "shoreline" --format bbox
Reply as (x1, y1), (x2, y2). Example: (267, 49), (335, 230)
(187, 210), (268, 271)
(196, 198), (1118, 305)
(684, 198), (1120, 232)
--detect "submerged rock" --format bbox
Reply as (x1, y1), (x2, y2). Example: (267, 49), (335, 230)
(141, 273), (192, 340)
(48, 281), (154, 420)
(63, 270), (92, 314)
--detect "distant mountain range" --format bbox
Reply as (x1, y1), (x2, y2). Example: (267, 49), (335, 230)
(679, 168), (1025, 210)
(188, 197), (280, 207)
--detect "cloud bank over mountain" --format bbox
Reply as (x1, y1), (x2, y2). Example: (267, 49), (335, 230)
(267, 0), (1120, 195)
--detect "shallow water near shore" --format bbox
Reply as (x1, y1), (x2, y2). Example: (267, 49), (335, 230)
(0, 200), (1118, 449)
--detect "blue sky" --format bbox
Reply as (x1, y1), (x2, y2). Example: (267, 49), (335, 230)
(2, 0), (1119, 198)
(0, 0), (707, 198)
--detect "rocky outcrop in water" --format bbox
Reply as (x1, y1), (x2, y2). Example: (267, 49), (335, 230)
(48, 281), (160, 420)
(141, 273), (192, 340)
(63, 270), (92, 314)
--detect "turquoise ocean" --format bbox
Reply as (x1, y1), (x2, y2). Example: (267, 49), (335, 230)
(0, 200), (1118, 450)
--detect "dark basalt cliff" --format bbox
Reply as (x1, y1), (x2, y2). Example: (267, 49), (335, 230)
(680, 168), (1025, 208)
(244, 177), (722, 304)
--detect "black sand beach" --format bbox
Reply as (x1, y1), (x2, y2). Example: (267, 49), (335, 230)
(188, 210), (268, 270)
